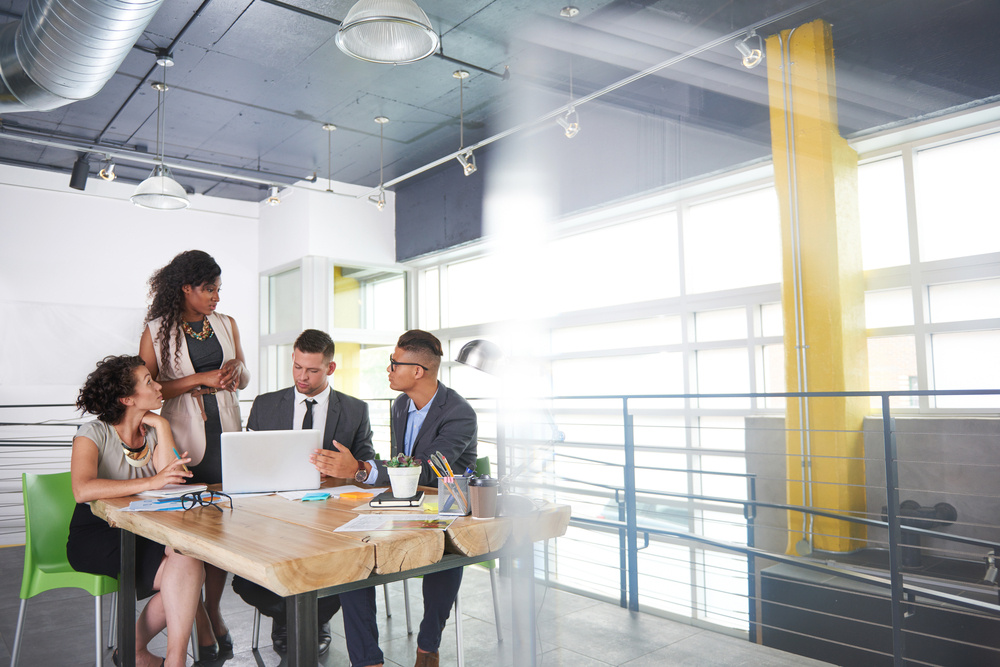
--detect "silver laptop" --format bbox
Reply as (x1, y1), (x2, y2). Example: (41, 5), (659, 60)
(220, 430), (322, 493)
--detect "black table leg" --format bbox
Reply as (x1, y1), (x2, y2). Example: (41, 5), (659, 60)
(287, 590), (319, 666)
(119, 529), (136, 667)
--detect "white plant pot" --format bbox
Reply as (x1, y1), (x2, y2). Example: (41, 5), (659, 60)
(386, 466), (421, 498)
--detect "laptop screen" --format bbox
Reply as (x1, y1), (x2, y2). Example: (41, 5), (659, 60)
(220, 429), (322, 493)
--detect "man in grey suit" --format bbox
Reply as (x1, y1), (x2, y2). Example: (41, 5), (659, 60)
(232, 328), (376, 656)
(312, 329), (477, 667)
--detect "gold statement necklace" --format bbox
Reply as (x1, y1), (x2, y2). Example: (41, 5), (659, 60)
(120, 424), (152, 468)
(182, 316), (214, 341)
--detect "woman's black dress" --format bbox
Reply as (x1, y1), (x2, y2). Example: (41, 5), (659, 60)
(185, 318), (225, 485)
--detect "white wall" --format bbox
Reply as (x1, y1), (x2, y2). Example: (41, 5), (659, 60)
(0, 163), (260, 404)
(258, 183), (395, 272)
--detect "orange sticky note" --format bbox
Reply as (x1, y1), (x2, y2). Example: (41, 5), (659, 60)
(340, 492), (375, 500)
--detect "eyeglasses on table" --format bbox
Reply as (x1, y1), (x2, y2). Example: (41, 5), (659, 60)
(179, 490), (233, 512)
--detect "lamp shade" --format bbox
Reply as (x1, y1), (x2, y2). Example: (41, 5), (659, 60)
(336, 0), (439, 64)
(456, 339), (502, 375)
(131, 164), (189, 210)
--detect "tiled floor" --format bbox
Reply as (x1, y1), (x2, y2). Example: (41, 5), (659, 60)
(0, 544), (830, 666)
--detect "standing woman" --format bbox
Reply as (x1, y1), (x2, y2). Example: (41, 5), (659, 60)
(68, 355), (202, 667)
(139, 249), (249, 658)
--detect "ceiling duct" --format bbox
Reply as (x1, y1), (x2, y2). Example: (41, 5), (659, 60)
(0, 0), (165, 112)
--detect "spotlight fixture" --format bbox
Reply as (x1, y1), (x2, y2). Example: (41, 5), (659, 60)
(457, 150), (477, 176)
(557, 107), (580, 139)
(369, 116), (389, 211)
(265, 185), (281, 206)
(69, 153), (89, 190)
(368, 188), (386, 211)
(559, 7), (580, 138)
(98, 156), (116, 181)
(735, 30), (764, 69)
(336, 0), (438, 64)
(132, 53), (189, 210)
(453, 70), (478, 177)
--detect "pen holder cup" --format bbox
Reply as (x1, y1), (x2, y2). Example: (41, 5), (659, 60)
(438, 477), (471, 516)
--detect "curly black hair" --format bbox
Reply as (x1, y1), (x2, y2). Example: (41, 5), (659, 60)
(144, 250), (221, 371)
(76, 355), (146, 424)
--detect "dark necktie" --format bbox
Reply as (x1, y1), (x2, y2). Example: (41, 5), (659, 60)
(302, 399), (316, 430)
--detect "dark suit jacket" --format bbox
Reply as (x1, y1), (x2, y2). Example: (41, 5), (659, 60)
(246, 386), (376, 461)
(378, 381), (477, 487)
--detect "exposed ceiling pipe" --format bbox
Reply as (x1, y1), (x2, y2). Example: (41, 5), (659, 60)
(0, 0), (165, 112)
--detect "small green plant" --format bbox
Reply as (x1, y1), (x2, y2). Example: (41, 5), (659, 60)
(385, 452), (422, 468)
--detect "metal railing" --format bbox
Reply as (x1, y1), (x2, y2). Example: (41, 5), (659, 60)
(490, 389), (1000, 667)
(3, 389), (999, 667)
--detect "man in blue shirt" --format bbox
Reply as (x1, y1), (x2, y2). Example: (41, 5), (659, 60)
(312, 329), (477, 667)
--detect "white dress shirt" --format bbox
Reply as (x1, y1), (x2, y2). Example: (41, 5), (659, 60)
(292, 384), (330, 438)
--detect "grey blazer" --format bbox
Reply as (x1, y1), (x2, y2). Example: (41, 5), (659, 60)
(378, 381), (477, 487)
(246, 386), (376, 461)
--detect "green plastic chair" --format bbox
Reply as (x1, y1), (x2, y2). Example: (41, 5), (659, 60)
(11, 472), (119, 667)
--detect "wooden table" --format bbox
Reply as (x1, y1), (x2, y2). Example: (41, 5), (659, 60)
(91, 483), (570, 667)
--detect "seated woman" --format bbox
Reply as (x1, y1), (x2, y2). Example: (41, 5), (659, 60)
(67, 355), (204, 667)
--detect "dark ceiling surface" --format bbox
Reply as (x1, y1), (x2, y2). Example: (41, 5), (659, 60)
(0, 0), (997, 203)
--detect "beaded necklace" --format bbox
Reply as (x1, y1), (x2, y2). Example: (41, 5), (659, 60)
(182, 316), (214, 341)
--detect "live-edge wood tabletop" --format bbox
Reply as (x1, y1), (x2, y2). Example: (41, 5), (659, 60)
(90, 479), (571, 598)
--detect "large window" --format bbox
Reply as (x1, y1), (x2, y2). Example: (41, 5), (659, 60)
(259, 259), (405, 397)
(402, 119), (1000, 635)
(859, 131), (1000, 409)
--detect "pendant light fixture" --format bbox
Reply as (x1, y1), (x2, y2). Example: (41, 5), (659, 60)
(736, 30), (764, 69)
(369, 116), (388, 211)
(323, 122), (337, 192)
(454, 70), (476, 176)
(336, 0), (438, 65)
(558, 6), (580, 139)
(131, 53), (189, 210)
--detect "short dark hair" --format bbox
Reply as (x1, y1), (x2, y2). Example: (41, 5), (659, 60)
(295, 329), (336, 362)
(76, 355), (146, 424)
(397, 329), (442, 373)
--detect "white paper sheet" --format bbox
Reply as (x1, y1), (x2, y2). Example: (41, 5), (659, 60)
(333, 514), (453, 532)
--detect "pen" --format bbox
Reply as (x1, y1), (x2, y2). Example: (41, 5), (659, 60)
(173, 447), (190, 473)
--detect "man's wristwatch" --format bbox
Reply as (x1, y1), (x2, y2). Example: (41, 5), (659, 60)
(354, 460), (367, 483)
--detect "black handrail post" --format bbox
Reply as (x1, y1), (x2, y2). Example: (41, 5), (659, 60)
(623, 399), (640, 611)
(882, 394), (905, 667)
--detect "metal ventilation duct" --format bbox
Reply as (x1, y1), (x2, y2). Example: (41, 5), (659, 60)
(0, 0), (164, 112)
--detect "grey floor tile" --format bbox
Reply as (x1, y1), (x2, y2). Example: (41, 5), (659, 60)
(539, 601), (702, 665)
(0, 541), (832, 667)
(536, 646), (617, 666)
(619, 630), (835, 667)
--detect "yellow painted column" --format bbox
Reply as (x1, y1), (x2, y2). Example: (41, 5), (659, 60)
(332, 267), (362, 397)
(765, 20), (869, 553)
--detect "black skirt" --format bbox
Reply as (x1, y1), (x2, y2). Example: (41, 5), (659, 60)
(66, 502), (164, 600)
